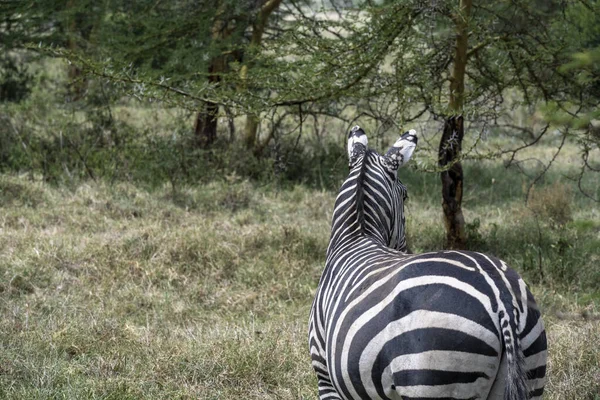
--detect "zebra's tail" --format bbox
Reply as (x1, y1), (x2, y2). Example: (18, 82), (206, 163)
(502, 309), (528, 400)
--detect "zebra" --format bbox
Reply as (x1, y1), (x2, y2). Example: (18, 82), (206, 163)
(308, 126), (547, 400)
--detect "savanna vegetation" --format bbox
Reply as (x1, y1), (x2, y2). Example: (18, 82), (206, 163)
(1, 0), (599, 399)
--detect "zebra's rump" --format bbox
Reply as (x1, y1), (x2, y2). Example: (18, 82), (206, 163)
(328, 286), (502, 399)
(320, 251), (545, 400)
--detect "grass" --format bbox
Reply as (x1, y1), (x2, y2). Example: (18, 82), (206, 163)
(1, 162), (599, 399)
(0, 177), (323, 399)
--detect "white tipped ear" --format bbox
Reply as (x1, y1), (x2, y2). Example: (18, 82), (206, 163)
(347, 125), (368, 165)
(384, 129), (418, 172)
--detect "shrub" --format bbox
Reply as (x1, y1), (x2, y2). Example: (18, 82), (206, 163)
(528, 182), (573, 228)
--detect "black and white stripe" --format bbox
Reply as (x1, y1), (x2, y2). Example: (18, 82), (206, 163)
(309, 126), (547, 399)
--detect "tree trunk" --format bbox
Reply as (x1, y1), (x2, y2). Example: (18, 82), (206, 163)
(448, 0), (471, 112)
(66, 0), (86, 101)
(243, 113), (260, 149)
(440, 0), (471, 249)
(241, 0), (283, 150)
(194, 59), (221, 148)
(67, 58), (85, 101)
(194, 63), (221, 147)
(194, 5), (230, 148)
(194, 101), (219, 148)
(439, 116), (466, 249)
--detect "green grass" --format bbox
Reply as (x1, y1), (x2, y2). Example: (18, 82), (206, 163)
(0, 177), (323, 399)
(1, 168), (599, 399)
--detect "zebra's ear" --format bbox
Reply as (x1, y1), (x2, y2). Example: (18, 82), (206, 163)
(383, 129), (418, 173)
(347, 125), (368, 167)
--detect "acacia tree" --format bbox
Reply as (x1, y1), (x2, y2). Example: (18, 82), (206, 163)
(20, 0), (286, 147)
(94, 0), (250, 147)
(240, 0), (597, 248)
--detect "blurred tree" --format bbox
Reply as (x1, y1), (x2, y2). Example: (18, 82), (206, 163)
(2, 0), (287, 147)
(91, 0), (239, 147)
(64, 0), (98, 101)
(91, 0), (287, 147)
(0, 0), (105, 99)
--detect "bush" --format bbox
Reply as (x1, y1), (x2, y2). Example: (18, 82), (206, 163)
(0, 103), (349, 189)
(528, 182), (573, 227)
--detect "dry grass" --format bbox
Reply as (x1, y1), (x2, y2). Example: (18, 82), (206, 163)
(0, 172), (598, 399)
(545, 318), (600, 399)
(528, 181), (573, 227)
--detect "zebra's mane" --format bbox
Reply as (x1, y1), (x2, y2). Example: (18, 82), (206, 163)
(328, 147), (380, 257)
(353, 148), (383, 235)
(353, 149), (369, 233)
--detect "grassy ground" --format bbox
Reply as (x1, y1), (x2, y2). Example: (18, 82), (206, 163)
(1, 155), (599, 399)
